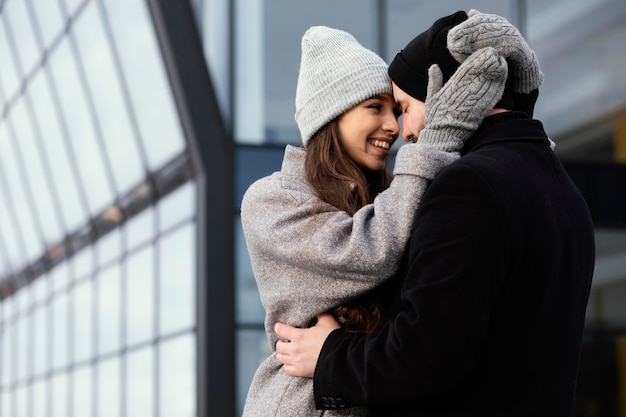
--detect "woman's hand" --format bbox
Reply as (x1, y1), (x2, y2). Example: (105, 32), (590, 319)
(274, 313), (341, 378)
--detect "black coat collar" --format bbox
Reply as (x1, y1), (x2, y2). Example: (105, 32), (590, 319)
(461, 112), (550, 156)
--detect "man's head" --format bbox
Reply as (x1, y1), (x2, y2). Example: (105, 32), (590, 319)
(388, 10), (516, 142)
(389, 11), (468, 103)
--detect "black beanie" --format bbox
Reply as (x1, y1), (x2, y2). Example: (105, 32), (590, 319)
(389, 11), (468, 102)
(389, 10), (516, 110)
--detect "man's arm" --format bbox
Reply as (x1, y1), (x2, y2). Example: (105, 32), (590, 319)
(277, 160), (508, 409)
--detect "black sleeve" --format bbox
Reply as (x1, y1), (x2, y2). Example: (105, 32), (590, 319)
(313, 162), (510, 409)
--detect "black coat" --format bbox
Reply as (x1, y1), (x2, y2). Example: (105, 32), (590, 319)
(313, 113), (595, 416)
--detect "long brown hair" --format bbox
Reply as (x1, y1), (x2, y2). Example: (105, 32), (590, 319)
(304, 119), (392, 333)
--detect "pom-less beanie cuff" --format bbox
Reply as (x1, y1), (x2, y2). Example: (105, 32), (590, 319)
(295, 26), (392, 146)
(387, 53), (430, 102)
(295, 64), (392, 144)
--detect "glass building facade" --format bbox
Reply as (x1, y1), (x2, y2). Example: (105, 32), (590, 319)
(0, 0), (624, 416)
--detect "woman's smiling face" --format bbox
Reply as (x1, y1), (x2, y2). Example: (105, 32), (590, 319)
(337, 94), (401, 172)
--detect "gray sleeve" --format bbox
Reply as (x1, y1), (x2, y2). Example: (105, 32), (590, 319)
(241, 144), (457, 328)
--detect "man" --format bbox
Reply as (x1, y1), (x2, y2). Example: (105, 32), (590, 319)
(275, 10), (595, 416)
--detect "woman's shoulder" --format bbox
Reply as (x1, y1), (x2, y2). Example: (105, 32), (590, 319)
(242, 166), (315, 213)
(246, 146), (310, 193)
(246, 165), (309, 194)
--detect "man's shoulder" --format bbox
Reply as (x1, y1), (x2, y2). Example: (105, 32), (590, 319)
(424, 145), (522, 202)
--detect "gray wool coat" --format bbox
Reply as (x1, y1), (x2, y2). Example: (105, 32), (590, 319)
(240, 144), (457, 417)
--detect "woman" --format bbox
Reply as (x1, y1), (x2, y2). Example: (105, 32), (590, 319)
(240, 25), (507, 417)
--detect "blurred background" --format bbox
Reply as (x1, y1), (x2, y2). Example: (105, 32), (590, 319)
(0, 0), (624, 416)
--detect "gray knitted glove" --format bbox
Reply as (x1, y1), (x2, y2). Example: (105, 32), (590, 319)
(418, 46), (507, 153)
(447, 9), (543, 94)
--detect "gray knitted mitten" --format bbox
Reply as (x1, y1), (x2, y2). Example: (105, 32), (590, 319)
(418, 46), (507, 153)
(447, 9), (543, 94)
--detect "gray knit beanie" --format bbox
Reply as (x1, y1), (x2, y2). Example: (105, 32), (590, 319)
(295, 26), (393, 146)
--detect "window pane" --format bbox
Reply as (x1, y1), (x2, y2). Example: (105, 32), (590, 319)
(2, 296), (15, 322)
(158, 181), (195, 232)
(125, 208), (155, 251)
(17, 314), (28, 382)
(100, 0), (186, 171)
(15, 383), (27, 417)
(51, 371), (68, 417)
(60, 0), (85, 19)
(73, 279), (93, 363)
(0, 144), (24, 266)
(98, 264), (121, 355)
(0, 387), (10, 416)
(72, 2), (146, 195)
(32, 275), (49, 305)
(73, 366), (93, 417)
(33, 378), (47, 417)
(27, 70), (87, 232)
(159, 334), (195, 417)
(0, 21), (21, 99)
(73, 245), (94, 282)
(4, 0), (40, 75)
(0, 122), (43, 265)
(51, 261), (69, 293)
(126, 245), (154, 346)
(126, 346), (154, 417)
(52, 293), (68, 370)
(158, 224), (195, 335)
(235, 145), (284, 206)
(33, 306), (48, 376)
(29, 0), (65, 48)
(1, 321), (13, 386)
(97, 229), (122, 268)
(48, 39), (114, 215)
(233, 0), (264, 143)
(15, 285), (29, 316)
(197, 0), (231, 126)
(10, 99), (64, 246)
(98, 357), (121, 417)
(0, 240), (11, 281)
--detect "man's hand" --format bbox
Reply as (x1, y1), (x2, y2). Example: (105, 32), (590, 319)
(447, 9), (543, 94)
(418, 47), (507, 152)
(274, 312), (341, 378)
